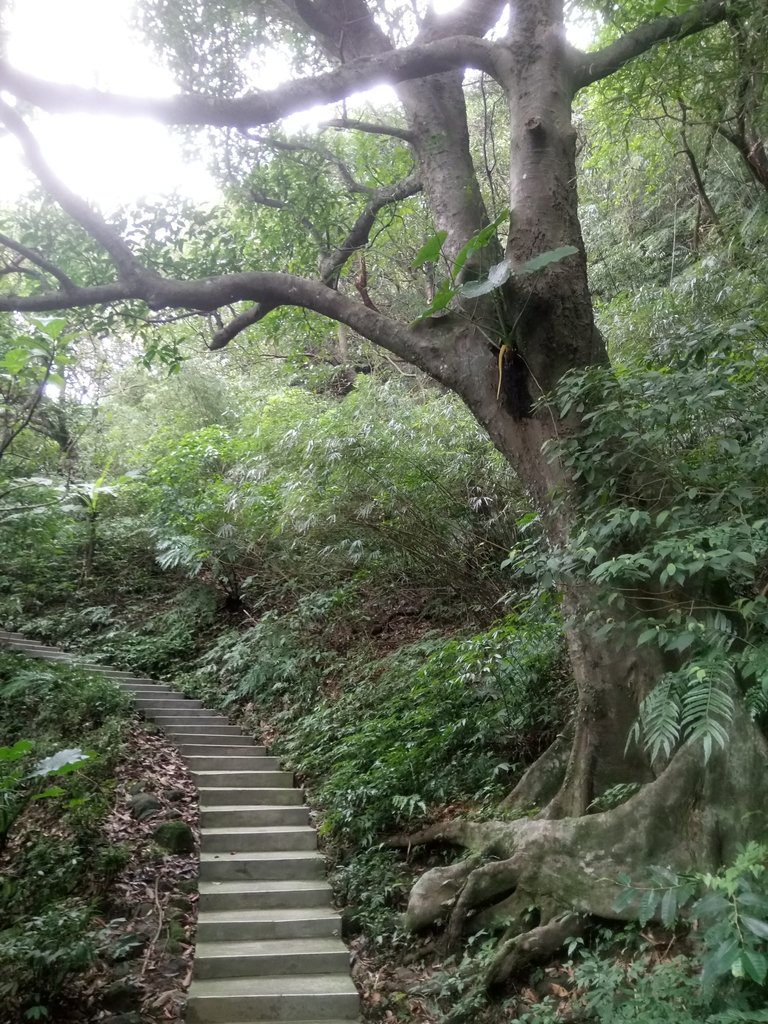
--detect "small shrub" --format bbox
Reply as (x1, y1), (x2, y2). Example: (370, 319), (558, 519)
(0, 655), (132, 746)
(331, 848), (412, 943)
(0, 901), (97, 1020)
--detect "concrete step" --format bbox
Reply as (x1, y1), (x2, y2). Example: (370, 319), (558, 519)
(166, 726), (245, 738)
(194, 936), (350, 979)
(185, 974), (359, 1022)
(152, 715), (233, 728)
(198, 787), (305, 807)
(152, 710), (230, 721)
(198, 880), (333, 912)
(201, 805), (309, 828)
(200, 851), (326, 882)
(179, 744), (267, 757)
(115, 676), (172, 685)
(120, 685), (178, 697)
(8, 645), (68, 656)
(141, 706), (213, 718)
(192, 770), (294, 788)
(201, 825), (316, 853)
(0, 638), (59, 649)
(185, 755), (282, 772)
(80, 667), (149, 679)
(12, 649), (71, 660)
(135, 697), (204, 710)
(197, 907), (341, 943)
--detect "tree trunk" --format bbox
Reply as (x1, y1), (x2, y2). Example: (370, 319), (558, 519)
(82, 508), (97, 582)
(388, 1), (768, 979)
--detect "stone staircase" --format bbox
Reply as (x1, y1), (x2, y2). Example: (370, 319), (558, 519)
(0, 629), (361, 1024)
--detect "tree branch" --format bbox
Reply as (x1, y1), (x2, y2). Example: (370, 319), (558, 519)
(419, 0), (507, 42)
(0, 232), (78, 292)
(0, 100), (158, 290)
(319, 173), (422, 286)
(0, 35), (496, 128)
(239, 169), (421, 319)
(573, 0), (729, 91)
(319, 117), (415, 143)
(0, 99), (433, 369)
(209, 302), (278, 349)
(0, 267), (428, 367)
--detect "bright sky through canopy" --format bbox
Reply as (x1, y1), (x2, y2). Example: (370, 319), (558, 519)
(0, 0), (590, 210)
(1, 0), (217, 208)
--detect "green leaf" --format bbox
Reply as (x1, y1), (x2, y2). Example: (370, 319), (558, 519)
(742, 915), (768, 939)
(411, 278), (457, 323)
(519, 245), (578, 274)
(660, 886), (679, 926)
(460, 277), (497, 299)
(0, 740), (33, 762)
(736, 891), (768, 914)
(637, 886), (659, 926)
(613, 886), (638, 914)
(451, 209), (510, 276)
(692, 891), (729, 920)
(740, 948), (768, 985)
(413, 230), (448, 268)
(734, 551), (757, 565)
(460, 259), (513, 299)
(706, 936), (740, 979)
(32, 785), (67, 800)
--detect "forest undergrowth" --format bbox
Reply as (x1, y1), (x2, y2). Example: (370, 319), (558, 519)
(0, 654), (199, 1024)
(4, 332), (768, 1020)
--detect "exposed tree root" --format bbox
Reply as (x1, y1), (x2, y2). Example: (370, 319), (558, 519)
(499, 728), (571, 813)
(394, 706), (768, 991)
(488, 912), (586, 983)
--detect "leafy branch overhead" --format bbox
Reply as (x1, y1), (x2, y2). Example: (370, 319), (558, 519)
(0, 0), (738, 372)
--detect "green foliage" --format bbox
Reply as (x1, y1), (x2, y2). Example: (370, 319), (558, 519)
(331, 847), (412, 943)
(0, 654), (132, 747)
(189, 589), (352, 712)
(0, 902), (97, 1020)
(142, 378), (523, 606)
(518, 949), (768, 1023)
(0, 740), (92, 853)
(538, 326), (768, 761)
(0, 315), (75, 469)
(421, 930), (500, 1019)
(281, 612), (566, 844)
(614, 843), (768, 1001)
(0, 654), (134, 1017)
(411, 212), (579, 322)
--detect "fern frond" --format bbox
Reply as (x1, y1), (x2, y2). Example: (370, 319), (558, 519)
(638, 675), (683, 761)
(680, 659), (734, 762)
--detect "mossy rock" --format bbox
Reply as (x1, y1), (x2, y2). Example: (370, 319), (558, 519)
(129, 791), (162, 821)
(153, 819), (195, 854)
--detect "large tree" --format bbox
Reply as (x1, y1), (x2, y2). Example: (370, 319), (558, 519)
(1, 0), (766, 983)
